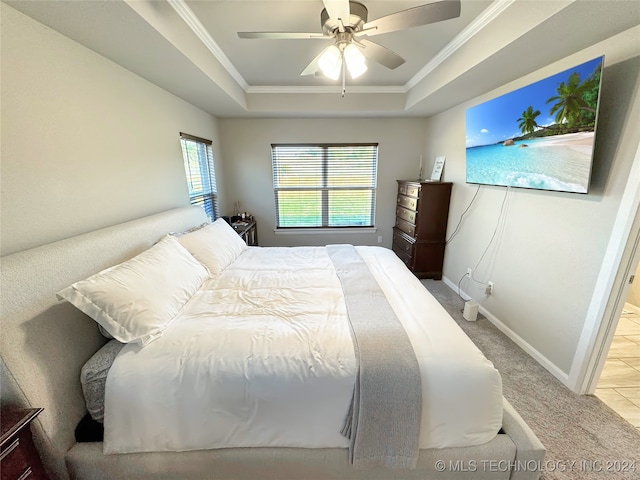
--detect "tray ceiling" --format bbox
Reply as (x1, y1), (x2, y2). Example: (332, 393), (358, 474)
(4, 0), (640, 118)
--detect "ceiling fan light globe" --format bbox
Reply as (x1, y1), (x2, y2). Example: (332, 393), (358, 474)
(344, 44), (367, 79)
(348, 62), (367, 79)
(344, 44), (364, 62)
(318, 45), (342, 80)
(323, 65), (342, 80)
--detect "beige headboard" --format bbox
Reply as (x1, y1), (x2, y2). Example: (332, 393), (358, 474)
(0, 206), (208, 480)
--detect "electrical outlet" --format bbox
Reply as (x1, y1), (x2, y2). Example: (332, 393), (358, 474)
(485, 281), (494, 295)
(377, 236), (383, 244)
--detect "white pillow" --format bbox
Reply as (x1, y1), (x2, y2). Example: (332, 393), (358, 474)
(56, 235), (208, 347)
(177, 218), (248, 277)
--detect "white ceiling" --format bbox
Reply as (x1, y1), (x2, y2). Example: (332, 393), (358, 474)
(185, 0), (492, 86)
(5, 0), (640, 118)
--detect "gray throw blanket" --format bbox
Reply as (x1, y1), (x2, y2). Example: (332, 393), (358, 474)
(327, 245), (422, 469)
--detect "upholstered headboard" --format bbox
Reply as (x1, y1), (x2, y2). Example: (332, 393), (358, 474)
(0, 206), (209, 480)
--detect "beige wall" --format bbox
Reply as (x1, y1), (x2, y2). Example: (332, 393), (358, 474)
(626, 262), (640, 308)
(218, 118), (428, 248)
(423, 27), (640, 377)
(0, 4), (224, 256)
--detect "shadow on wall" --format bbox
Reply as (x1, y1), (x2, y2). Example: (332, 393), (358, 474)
(589, 55), (640, 195)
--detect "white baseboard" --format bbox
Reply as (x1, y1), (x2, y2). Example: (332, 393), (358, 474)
(441, 276), (472, 302)
(441, 276), (570, 387)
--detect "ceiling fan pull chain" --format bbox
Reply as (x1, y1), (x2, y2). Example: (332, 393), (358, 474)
(341, 53), (347, 97)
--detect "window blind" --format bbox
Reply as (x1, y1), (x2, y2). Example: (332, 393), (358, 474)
(180, 133), (219, 221)
(272, 144), (378, 228)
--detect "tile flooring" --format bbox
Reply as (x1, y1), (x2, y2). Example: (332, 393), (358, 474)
(595, 303), (640, 430)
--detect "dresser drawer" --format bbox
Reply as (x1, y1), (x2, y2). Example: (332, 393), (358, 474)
(398, 183), (420, 198)
(1, 408), (48, 480)
(395, 206), (416, 224)
(392, 243), (412, 269)
(1, 434), (32, 480)
(392, 229), (415, 256)
(395, 218), (415, 237)
(397, 194), (418, 211)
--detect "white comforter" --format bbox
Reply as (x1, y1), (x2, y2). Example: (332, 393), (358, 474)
(104, 246), (502, 454)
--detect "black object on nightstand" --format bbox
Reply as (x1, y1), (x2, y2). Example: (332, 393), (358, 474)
(1, 407), (49, 480)
(232, 220), (258, 246)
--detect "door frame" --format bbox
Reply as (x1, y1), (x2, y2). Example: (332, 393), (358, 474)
(569, 140), (640, 394)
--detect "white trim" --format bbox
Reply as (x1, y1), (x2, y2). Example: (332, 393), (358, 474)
(274, 227), (377, 235)
(405, 0), (516, 90)
(168, 0), (249, 90)
(442, 275), (570, 386)
(568, 136), (640, 393)
(246, 85), (408, 94)
(568, 138), (640, 394)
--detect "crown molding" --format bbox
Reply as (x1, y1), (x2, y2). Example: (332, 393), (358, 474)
(406, 0), (516, 90)
(246, 85), (408, 94)
(167, 0), (249, 90)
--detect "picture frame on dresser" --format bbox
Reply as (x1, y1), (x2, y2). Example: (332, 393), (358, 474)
(392, 180), (452, 279)
(430, 156), (446, 181)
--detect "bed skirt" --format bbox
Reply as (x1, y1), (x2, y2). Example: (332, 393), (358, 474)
(65, 399), (543, 480)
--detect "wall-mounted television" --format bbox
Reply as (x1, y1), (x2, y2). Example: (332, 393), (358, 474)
(465, 55), (604, 194)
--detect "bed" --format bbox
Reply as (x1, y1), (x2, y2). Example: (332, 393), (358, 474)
(0, 206), (544, 480)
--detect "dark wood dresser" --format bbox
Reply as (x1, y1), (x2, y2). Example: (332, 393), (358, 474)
(1, 408), (49, 480)
(392, 180), (452, 279)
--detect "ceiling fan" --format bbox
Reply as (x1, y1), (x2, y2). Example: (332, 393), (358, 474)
(238, 0), (461, 84)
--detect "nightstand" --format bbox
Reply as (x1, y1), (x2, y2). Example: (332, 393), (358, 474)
(1, 408), (49, 480)
(232, 220), (258, 246)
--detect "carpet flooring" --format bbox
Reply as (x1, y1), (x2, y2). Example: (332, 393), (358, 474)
(422, 280), (640, 480)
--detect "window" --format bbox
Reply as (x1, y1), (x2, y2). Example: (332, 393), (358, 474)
(272, 144), (378, 229)
(180, 133), (219, 221)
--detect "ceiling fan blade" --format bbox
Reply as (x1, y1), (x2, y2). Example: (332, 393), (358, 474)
(363, 0), (461, 37)
(300, 46), (332, 76)
(358, 39), (405, 70)
(322, 0), (350, 22)
(238, 32), (327, 40)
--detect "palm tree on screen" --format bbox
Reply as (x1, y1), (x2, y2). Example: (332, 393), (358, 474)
(546, 72), (596, 127)
(517, 106), (541, 135)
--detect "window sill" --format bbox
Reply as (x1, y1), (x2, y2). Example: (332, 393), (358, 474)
(274, 227), (377, 235)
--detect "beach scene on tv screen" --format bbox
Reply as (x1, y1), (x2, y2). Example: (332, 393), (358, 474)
(465, 56), (603, 193)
